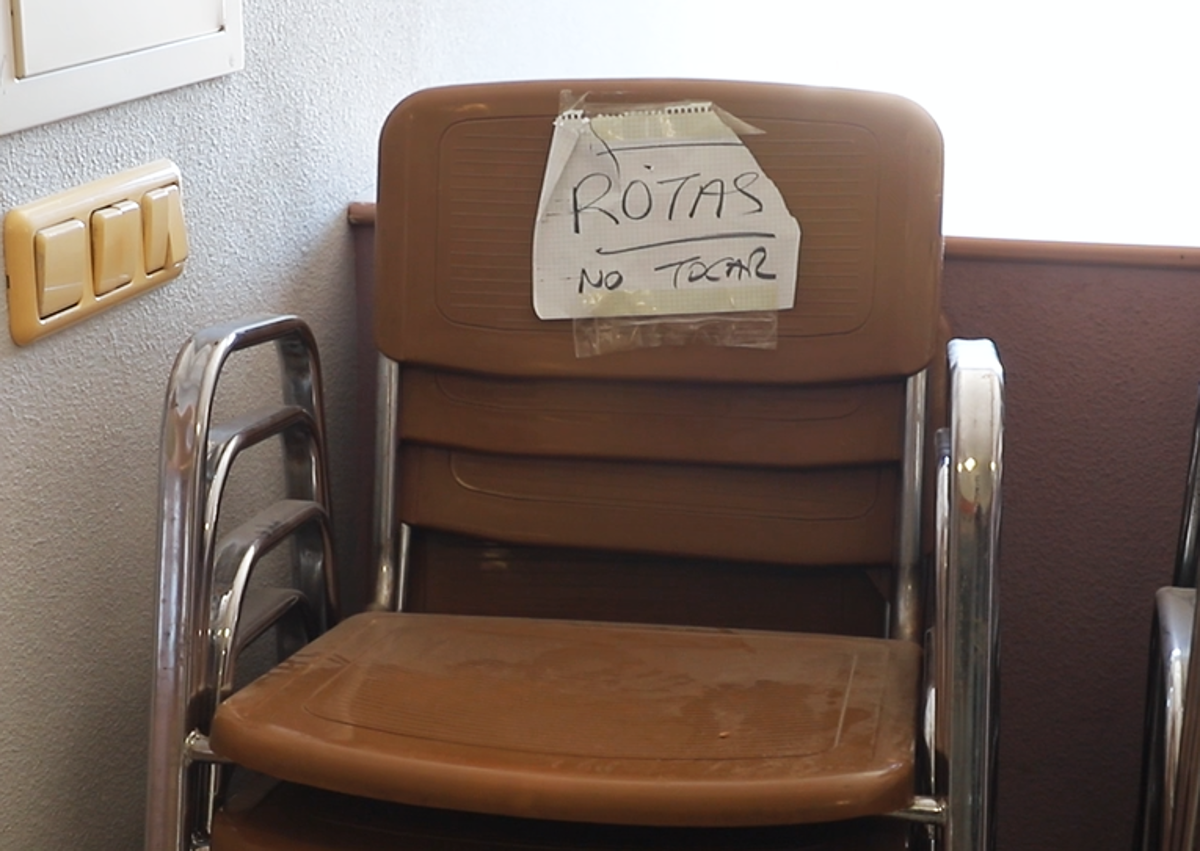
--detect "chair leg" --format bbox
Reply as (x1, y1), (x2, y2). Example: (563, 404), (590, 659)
(369, 354), (404, 611)
(892, 370), (928, 644)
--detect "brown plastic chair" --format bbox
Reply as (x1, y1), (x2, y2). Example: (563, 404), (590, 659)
(144, 80), (1004, 851)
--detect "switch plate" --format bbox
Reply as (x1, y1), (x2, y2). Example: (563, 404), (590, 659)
(4, 159), (188, 345)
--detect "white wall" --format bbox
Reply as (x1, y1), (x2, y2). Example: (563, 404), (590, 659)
(0, 2), (712, 847)
(0, 4), (389, 846)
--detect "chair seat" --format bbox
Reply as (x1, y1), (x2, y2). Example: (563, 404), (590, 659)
(210, 612), (920, 827)
(212, 779), (911, 850)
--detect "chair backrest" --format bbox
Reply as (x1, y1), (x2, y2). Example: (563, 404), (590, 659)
(373, 79), (944, 636)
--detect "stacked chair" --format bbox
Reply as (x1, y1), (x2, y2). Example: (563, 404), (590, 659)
(1138, 392), (1200, 851)
(145, 80), (1004, 851)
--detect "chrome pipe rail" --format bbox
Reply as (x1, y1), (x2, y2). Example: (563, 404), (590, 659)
(396, 521), (413, 613)
(371, 355), (402, 611)
(941, 339), (1004, 851)
(232, 587), (311, 658)
(1171, 586), (1200, 850)
(930, 426), (952, 803)
(1159, 387), (1200, 851)
(1174, 387), (1200, 589)
(204, 405), (329, 617)
(145, 316), (332, 851)
(196, 499), (333, 840)
(1154, 587), (1194, 848)
(210, 499), (332, 701)
(892, 369), (929, 643)
(1137, 385), (1200, 851)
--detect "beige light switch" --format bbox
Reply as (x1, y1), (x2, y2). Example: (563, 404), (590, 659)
(165, 185), (189, 266)
(141, 184), (188, 273)
(34, 219), (86, 317)
(91, 200), (140, 295)
(4, 159), (187, 345)
(141, 187), (170, 273)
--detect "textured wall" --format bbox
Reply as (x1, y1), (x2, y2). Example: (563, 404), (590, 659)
(0, 6), (409, 848)
(944, 257), (1200, 850)
(0, 3), (687, 848)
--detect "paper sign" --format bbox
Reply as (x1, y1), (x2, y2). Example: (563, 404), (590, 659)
(533, 103), (801, 320)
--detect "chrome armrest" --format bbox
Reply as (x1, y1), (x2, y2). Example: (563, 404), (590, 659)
(211, 499), (332, 702)
(1153, 587), (1194, 847)
(146, 315), (333, 851)
(937, 338), (1004, 851)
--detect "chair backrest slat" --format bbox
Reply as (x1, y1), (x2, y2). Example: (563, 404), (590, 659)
(400, 445), (898, 566)
(400, 366), (906, 469)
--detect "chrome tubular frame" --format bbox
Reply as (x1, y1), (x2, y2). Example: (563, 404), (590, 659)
(927, 426), (952, 814)
(1164, 389), (1200, 851)
(939, 338), (1004, 851)
(204, 405), (328, 618)
(371, 354), (405, 611)
(145, 316), (334, 851)
(1171, 583), (1200, 850)
(1173, 388), (1200, 590)
(210, 500), (333, 701)
(1153, 587), (1194, 848)
(893, 369), (929, 643)
(896, 340), (1003, 848)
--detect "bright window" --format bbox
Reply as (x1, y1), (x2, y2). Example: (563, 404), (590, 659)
(452, 0), (1200, 247)
(639, 2), (1200, 247)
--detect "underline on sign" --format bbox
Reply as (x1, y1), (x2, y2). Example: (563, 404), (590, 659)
(596, 232), (777, 256)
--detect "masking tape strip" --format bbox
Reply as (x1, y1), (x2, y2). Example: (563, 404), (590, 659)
(557, 91), (764, 137)
(581, 284), (779, 318)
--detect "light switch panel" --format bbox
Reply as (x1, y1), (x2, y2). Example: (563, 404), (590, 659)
(4, 160), (189, 345)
